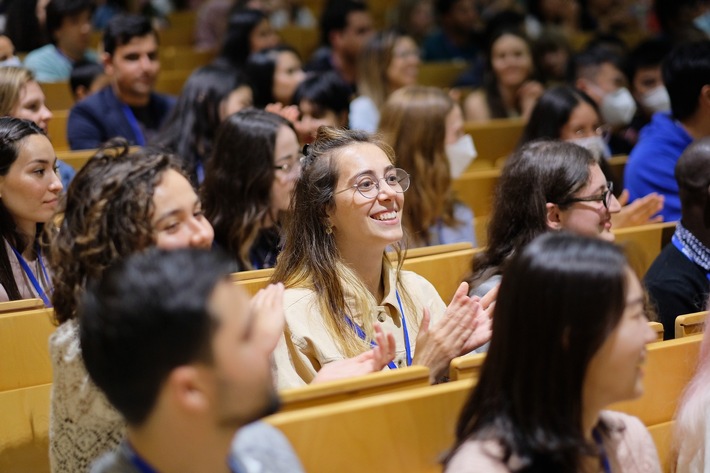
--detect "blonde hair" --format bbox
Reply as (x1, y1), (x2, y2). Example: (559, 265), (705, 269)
(271, 126), (416, 358)
(0, 67), (34, 115)
(379, 85), (458, 246)
(356, 30), (401, 110)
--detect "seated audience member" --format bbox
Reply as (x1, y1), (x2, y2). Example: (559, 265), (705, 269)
(446, 233), (661, 472)
(0, 35), (21, 67)
(379, 85), (476, 247)
(203, 109), (299, 270)
(194, 0), (238, 53)
(392, 0), (435, 46)
(154, 64), (253, 184)
(69, 60), (109, 101)
(0, 117), (62, 303)
(467, 140), (621, 297)
(533, 29), (572, 87)
(245, 45), (305, 109)
(212, 8), (279, 66)
(519, 85), (664, 229)
(625, 40), (710, 223)
(0, 66), (74, 186)
(569, 46), (636, 155)
(463, 28), (543, 122)
(626, 39), (673, 141)
(292, 71), (350, 144)
(270, 127), (494, 388)
(422, 0), (481, 62)
(5, 0), (49, 54)
(47, 142), (214, 473)
(349, 30), (420, 133)
(24, 0), (97, 83)
(645, 138), (710, 339)
(67, 14), (175, 150)
(305, 0), (373, 93)
(654, 0), (709, 46)
(674, 316), (710, 472)
(81, 249), (305, 473)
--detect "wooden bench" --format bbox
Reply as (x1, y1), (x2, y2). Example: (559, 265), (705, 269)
(418, 61), (469, 88)
(452, 168), (499, 219)
(463, 119), (525, 171)
(160, 46), (215, 71)
(0, 308), (55, 392)
(48, 109), (70, 152)
(675, 311), (706, 339)
(0, 298), (44, 314)
(279, 365), (430, 412)
(42, 81), (75, 111)
(613, 221), (676, 277)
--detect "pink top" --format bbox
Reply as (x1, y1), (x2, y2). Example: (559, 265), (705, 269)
(446, 411), (661, 473)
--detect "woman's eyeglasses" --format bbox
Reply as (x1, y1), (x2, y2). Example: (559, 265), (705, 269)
(335, 168), (411, 199)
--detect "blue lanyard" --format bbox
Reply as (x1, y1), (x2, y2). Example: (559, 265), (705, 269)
(126, 442), (246, 473)
(671, 234), (710, 281)
(121, 103), (147, 146)
(344, 289), (412, 369)
(10, 245), (52, 307)
(592, 428), (612, 473)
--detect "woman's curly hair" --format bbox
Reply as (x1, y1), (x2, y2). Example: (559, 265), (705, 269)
(48, 138), (183, 325)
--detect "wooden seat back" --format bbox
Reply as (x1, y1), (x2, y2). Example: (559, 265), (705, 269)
(279, 365), (430, 412)
(418, 61), (468, 88)
(675, 311), (707, 338)
(613, 221), (676, 277)
(0, 308), (55, 392)
(451, 168), (500, 219)
(400, 247), (479, 301)
(463, 119), (525, 171)
(48, 109), (70, 152)
(42, 81), (74, 111)
(0, 299), (44, 314)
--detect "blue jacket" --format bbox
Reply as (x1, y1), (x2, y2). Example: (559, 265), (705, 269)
(624, 112), (693, 222)
(67, 86), (174, 150)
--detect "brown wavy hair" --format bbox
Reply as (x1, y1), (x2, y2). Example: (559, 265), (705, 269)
(48, 139), (183, 324)
(379, 86), (458, 246)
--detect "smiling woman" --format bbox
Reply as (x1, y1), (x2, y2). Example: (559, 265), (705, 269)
(0, 117), (62, 303)
(270, 126), (493, 388)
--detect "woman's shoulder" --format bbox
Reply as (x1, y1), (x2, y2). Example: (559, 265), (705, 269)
(601, 410), (661, 473)
(446, 439), (516, 473)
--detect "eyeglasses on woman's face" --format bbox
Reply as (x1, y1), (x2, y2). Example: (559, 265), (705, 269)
(334, 167), (411, 199)
(561, 181), (614, 210)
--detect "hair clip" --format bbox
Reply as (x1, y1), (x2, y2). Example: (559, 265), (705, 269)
(302, 144), (310, 157)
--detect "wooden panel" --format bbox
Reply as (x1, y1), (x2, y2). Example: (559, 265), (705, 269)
(610, 334), (702, 426)
(449, 352), (485, 382)
(56, 148), (97, 171)
(648, 421), (674, 473)
(675, 311), (707, 339)
(463, 119), (525, 171)
(155, 69), (192, 96)
(401, 248), (479, 301)
(267, 379), (474, 473)
(48, 109), (70, 152)
(452, 168), (500, 218)
(0, 384), (51, 473)
(418, 61), (468, 88)
(0, 309), (55, 392)
(649, 321), (664, 342)
(607, 155), (628, 189)
(279, 26), (320, 62)
(474, 215), (489, 248)
(0, 298), (44, 314)
(42, 81), (75, 111)
(613, 221), (676, 278)
(279, 365), (430, 412)
(160, 46), (215, 71)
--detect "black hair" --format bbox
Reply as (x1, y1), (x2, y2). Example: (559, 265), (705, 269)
(45, 0), (93, 44)
(319, 0), (369, 46)
(293, 71), (352, 115)
(80, 248), (237, 426)
(676, 137), (710, 210)
(103, 13), (156, 56)
(450, 232), (629, 472)
(626, 38), (673, 86)
(245, 45), (300, 108)
(568, 45), (626, 83)
(0, 117), (48, 301)
(5, 0), (48, 53)
(217, 8), (268, 68)
(662, 40), (710, 121)
(70, 60), (105, 99)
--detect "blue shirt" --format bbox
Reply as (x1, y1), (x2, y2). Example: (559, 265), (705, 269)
(24, 44), (99, 83)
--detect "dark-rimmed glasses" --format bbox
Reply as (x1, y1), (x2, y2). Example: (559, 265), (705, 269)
(560, 181), (614, 209)
(335, 168), (411, 199)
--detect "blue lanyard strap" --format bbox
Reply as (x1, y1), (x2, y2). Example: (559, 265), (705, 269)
(344, 289), (412, 369)
(121, 103), (147, 146)
(593, 428), (612, 473)
(9, 245), (52, 307)
(671, 234), (710, 281)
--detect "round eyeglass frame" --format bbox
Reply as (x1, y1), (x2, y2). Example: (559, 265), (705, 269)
(334, 168), (411, 199)
(560, 181), (614, 209)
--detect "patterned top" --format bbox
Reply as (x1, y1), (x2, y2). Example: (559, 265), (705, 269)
(49, 319), (125, 473)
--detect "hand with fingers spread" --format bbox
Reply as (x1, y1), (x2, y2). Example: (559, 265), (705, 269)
(611, 190), (664, 228)
(312, 324), (396, 384)
(249, 283), (286, 353)
(412, 282), (493, 381)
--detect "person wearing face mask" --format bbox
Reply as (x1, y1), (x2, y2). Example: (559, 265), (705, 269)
(379, 86), (477, 248)
(625, 40), (710, 223)
(570, 46), (636, 155)
(519, 85), (664, 229)
(626, 39), (673, 145)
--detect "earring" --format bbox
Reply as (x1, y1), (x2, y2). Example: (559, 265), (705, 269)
(325, 223), (333, 235)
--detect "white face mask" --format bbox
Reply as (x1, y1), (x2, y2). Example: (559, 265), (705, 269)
(694, 10), (710, 34)
(0, 56), (21, 68)
(639, 85), (671, 114)
(567, 136), (610, 162)
(446, 134), (477, 178)
(600, 87), (637, 127)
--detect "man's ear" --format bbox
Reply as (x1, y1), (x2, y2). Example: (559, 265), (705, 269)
(167, 365), (212, 414)
(101, 52), (114, 76)
(546, 202), (563, 231)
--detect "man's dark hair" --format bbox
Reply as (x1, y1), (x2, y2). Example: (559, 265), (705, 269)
(45, 0), (93, 44)
(293, 71), (351, 115)
(319, 0), (368, 47)
(627, 38), (673, 84)
(70, 60), (104, 98)
(568, 45), (626, 83)
(103, 13), (156, 56)
(663, 40), (710, 121)
(80, 248), (238, 426)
